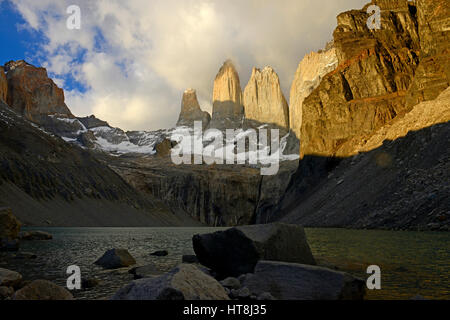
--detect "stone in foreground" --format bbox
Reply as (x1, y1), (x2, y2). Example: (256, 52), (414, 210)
(0, 268), (22, 287)
(242, 261), (365, 300)
(13, 280), (73, 300)
(112, 264), (230, 300)
(193, 223), (316, 278)
(94, 248), (136, 269)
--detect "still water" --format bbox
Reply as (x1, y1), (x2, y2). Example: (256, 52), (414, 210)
(1, 227), (449, 300)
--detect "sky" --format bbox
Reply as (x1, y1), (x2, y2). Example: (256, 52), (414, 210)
(0, 0), (367, 131)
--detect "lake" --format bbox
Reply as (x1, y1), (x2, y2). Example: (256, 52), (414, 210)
(1, 227), (449, 300)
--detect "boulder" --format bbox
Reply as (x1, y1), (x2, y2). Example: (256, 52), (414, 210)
(193, 223), (316, 278)
(128, 264), (162, 279)
(94, 248), (136, 269)
(0, 208), (21, 251)
(242, 261), (365, 300)
(112, 264), (230, 300)
(0, 268), (22, 287)
(0, 286), (14, 300)
(12, 280), (73, 300)
(19, 231), (52, 241)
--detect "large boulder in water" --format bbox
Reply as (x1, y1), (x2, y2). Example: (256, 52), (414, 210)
(113, 264), (230, 300)
(13, 280), (73, 300)
(0, 208), (21, 251)
(193, 223), (316, 278)
(94, 248), (136, 269)
(242, 261), (365, 300)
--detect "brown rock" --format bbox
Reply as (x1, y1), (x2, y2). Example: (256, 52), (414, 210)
(289, 48), (338, 142)
(5, 60), (74, 124)
(243, 67), (289, 129)
(406, 0), (450, 107)
(13, 280), (73, 300)
(0, 268), (22, 287)
(176, 89), (211, 129)
(300, 0), (421, 158)
(0, 208), (21, 251)
(210, 60), (244, 129)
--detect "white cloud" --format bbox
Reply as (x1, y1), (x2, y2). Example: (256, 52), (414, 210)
(11, 0), (367, 130)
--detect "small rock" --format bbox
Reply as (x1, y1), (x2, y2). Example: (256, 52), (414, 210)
(231, 287), (250, 299)
(95, 248), (136, 269)
(0, 286), (14, 300)
(150, 250), (168, 257)
(13, 252), (37, 260)
(220, 277), (241, 290)
(257, 292), (275, 300)
(128, 264), (161, 279)
(182, 255), (198, 264)
(0, 268), (22, 287)
(13, 280), (73, 300)
(19, 231), (52, 241)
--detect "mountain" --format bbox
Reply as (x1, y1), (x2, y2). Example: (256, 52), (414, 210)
(270, 0), (450, 231)
(243, 67), (289, 129)
(176, 89), (211, 129)
(0, 62), (198, 227)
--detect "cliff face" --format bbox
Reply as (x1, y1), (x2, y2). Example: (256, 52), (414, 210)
(5, 60), (73, 124)
(277, 88), (450, 231)
(0, 67), (7, 103)
(209, 60), (244, 129)
(406, 0), (450, 107)
(300, 0), (421, 158)
(243, 67), (289, 129)
(289, 47), (338, 141)
(176, 89), (211, 129)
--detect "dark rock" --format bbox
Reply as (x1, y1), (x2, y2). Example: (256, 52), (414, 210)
(128, 264), (162, 279)
(257, 292), (275, 300)
(112, 264), (229, 300)
(242, 261), (365, 300)
(193, 223), (315, 278)
(150, 250), (168, 257)
(94, 249), (136, 269)
(13, 280), (73, 300)
(0, 286), (14, 300)
(0, 268), (22, 287)
(0, 208), (21, 251)
(182, 255), (199, 264)
(13, 252), (37, 260)
(19, 231), (52, 241)
(220, 277), (241, 290)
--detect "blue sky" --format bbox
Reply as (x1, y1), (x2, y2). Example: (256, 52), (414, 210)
(0, 0), (367, 130)
(0, 1), (40, 64)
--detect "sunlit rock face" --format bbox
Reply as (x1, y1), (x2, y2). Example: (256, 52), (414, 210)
(4, 60), (73, 124)
(406, 0), (450, 107)
(0, 67), (7, 103)
(243, 67), (289, 129)
(176, 89), (211, 129)
(289, 46), (338, 143)
(300, 0), (422, 158)
(209, 60), (244, 130)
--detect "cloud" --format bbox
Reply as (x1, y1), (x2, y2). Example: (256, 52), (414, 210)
(11, 0), (367, 130)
